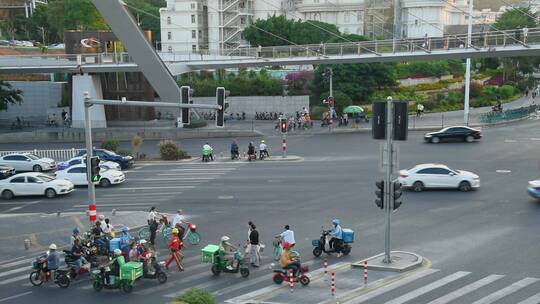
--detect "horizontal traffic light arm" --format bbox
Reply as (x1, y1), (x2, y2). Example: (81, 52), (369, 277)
(84, 97), (221, 110)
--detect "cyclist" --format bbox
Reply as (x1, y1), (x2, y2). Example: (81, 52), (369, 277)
(202, 143), (214, 161)
(259, 140), (269, 159)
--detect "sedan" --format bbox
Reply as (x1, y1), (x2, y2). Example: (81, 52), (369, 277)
(0, 166), (15, 180)
(0, 153), (56, 172)
(0, 173), (74, 199)
(55, 164), (125, 187)
(57, 156), (121, 171)
(424, 126), (482, 143)
(77, 149), (134, 169)
(528, 180), (540, 200)
(398, 163), (480, 192)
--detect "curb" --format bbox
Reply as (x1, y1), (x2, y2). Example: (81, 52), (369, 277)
(351, 251), (423, 273)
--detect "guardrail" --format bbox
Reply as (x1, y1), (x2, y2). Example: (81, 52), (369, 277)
(479, 105), (539, 123)
(0, 149), (84, 162)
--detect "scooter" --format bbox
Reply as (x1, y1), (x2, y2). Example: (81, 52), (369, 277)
(312, 229), (353, 257)
(272, 254), (310, 286)
(231, 150), (240, 160)
(63, 250), (91, 279)
(29, 255), (71, 288)
(210, 247), (250, 277)
(247, 153), (256, 162)
(202, 150), (213, 162)
(259, 150), (269, 160)
(92, 266), (139, 293)
(140, 252), (167, 284)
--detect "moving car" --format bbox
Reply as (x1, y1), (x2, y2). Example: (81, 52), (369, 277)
(55, 164), (125, 187)
(0, 173), (74, 199)
(424, 126), (482, 143)
(528, 179), (540, 199)
(76, 149), (134, 169)
(0, 166), (15, 180)
(57, 156), (121, 171)
(0, 153), (56, 172)
(398, 163), (480, 192)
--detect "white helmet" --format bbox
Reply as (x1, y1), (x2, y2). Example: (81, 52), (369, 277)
(114, 249), (122, 256)
(49, 243), (57, 250)
(140, 239), (147, 245)
(221, 236), (230, 242)
(98, 214), (105, 220)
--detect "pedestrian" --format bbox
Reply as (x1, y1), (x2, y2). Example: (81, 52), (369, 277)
(248, 223), (260, 267)
(523, 26), (528, 44)
(422, 33), (429, 49)
(165, 228), (184, 271)
(257, 44), (262, 58)
(279, 225), (295, 248)
(102, 218), (114, 237)
(172, 209), (186, 238)
(318, 41), (324, 55)
(416, 103), (424, 117)
(147, 207), (159, 250)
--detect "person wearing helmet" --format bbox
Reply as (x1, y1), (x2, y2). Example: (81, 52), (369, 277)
(70, 238), (84, 278)
(165, 228), (184, 271)
(106, 249), (124, 284)
(259, 140), (269, 159)
(202, 142), (214, 161)
(119, 226), (133, 255)
(247, 142), (256, 161)
(219, 236), (237, 270)
(280, 242), (300, 276)
(329, 219), (344, 257)
(230, 139), (239, 160)
(171, 209), (186, 239)
(98, 214), (106, 228)
(71, 227), (81, 246)
(45, 243), (60, 277)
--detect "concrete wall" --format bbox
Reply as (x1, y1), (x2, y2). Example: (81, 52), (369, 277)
(0, 81), (63, 123)
(160, 95), (309, 119)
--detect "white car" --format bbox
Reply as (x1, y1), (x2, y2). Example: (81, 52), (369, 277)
(57, 156), (121, 171)
(55, 164), (125, 187)
(0, 173), (74, 199)
(398, 163), (480, 192)
(0, 153), (56, 172)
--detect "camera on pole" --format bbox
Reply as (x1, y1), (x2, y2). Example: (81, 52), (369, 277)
(216, 87), (229, 128)
(180, 86), (191, 125)
(392, 181), (402, 210)
(279, 117), (287, 134)
(375, 180), (384, 209)
(89, 156), (101, 182)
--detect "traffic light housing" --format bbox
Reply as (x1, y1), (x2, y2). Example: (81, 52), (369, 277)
(375, 180), (384, 209)
(280, 118), (287, 134)
(181, 86), (190, 125)
(393, 101), (408, 141)
(392, 181), (402, 210)
(216, 87), (229, 128)
(372, 102), (386, 140)
(372, 101), (409, 141)
(89, 157), (101, 182)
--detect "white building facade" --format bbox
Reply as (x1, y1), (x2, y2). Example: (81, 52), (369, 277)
(400, 0), (468, 38)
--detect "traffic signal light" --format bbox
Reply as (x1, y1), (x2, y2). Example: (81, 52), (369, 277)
(372, 100), (409, 140)
(393, 101), (408, 141)
(375, 180), (384, 209)
(392, 181), (402, 210)
(372, 102), (386, 140)
(216, 87), (229, 128)
(279, 118), (287, 134)
(181, 86), (190, 125)
(89, 157), (101, 182)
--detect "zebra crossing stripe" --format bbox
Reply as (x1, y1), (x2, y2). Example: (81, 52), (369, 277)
(426, 274), (504, 304)
(471, 277), (540, 304)
(384, 271), (471, 304)
(516, 291), (540, 304)
(0, 274), (29, 285)
(0, 266), (30, 279)
(342, 268), (440, 304)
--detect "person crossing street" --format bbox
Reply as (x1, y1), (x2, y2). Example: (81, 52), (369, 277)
(165, 228), (184, 271)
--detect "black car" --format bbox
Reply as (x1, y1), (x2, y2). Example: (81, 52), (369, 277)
(424, 126), (482, 143)
(0, 165), (15, 179)
(76, 149), (134, 169)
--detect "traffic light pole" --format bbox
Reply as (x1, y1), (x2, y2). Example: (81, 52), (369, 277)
(282, 134), (287, 158)
(384, 97), (394, 264)
(83, 92), (96, 223)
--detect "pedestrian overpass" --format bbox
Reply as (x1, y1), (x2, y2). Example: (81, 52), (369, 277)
(1, 27), (540, 75)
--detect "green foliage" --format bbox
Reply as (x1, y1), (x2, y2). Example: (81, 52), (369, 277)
(101, 139), (120, 152)
(396, 60), (463, 79)
(125, 0), (165, 45)
(469, 82), (483, 98)
(399, 82), (447, 92)
(0, 81), (23, 112)
(175, 288), (215, 304)
(446, 91), (464, 104)
(159, 140), (189, 160)
(179, 69), (282, 97)
(499, 85), (514, 99)
(319, 90), (352, 113)
(494, 7), (537, 30)
(310, 106), (327, 120)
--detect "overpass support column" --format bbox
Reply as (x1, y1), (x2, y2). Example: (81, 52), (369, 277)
(72, 74), (107, 129)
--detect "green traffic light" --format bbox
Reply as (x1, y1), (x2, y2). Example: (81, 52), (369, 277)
(92, 175), (101, 182)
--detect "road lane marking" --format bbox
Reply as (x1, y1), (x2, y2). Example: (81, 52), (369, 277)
(517, 291), (540, 304)
(156, 173), (225, 176)
(342, 269), (440, 304)
(116, 186), (196, 190)
(0, 273), (29, 285)
(426, 274), (504, 304)
(148, 176), (216, 180)
(72, 202), (162, 207)
(384, 271), (471, 304)
(218, 196), (234, 200)
(504, 139), (517, 143)
(496, 170), (512, 173)
(0, 257), (32, 269)
(471, 277), (540, 304)
(0, 291), (32, 303)
(530, 138), (540, 141)
(102, 192), (182, 197)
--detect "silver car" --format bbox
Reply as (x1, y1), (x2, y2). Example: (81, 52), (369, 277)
(0, 153), (56, 172)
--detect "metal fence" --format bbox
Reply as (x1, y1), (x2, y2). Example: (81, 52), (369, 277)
(479, 105), (539, 123)
(0, 149), (84, 162)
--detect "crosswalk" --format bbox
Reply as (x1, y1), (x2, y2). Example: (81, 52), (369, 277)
(341, 269), (540, 304)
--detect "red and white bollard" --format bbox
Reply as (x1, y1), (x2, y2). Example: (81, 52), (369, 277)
(88, 203), (96, 222)
(363, 260), (368, 285)
(282, 136), (287, 158)
(331, 272), (336, 296)
(289, 269), (294, 293)
(323, 258), (328, 281)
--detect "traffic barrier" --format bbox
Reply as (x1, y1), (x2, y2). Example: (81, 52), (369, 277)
(324, 257), (328, 281)
(289, 269), (294, 293)
(0, 148), (83, 162)
(331, 272), (335, 296)
(89, 204), (96, 222)
(364, 260), (368, 284)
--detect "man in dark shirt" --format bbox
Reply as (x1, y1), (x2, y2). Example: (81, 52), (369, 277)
(70, 239), (84, 278)
(248, 223), (260, 267)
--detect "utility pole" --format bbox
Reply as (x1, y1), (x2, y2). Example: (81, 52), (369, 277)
(464, 0), (473, 125)
(329, 67), (333, 98)
(393, 0), (402, 52)
(383, 96), (394, 264)
(83, 92), (97, 222)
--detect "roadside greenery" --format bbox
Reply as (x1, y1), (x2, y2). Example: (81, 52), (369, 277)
(173, 288), (215, 304)
(0, 80), (23, 112)
(159, 140), (189, 160)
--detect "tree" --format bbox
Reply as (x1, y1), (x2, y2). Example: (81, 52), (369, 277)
(0, 81), (23, 111)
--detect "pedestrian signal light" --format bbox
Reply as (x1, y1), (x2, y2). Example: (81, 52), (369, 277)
(89, 157), (101, 182)
(280, 118), (287, 134)
(375, 180), (384, 209)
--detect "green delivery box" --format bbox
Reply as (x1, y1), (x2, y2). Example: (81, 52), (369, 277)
(201, 244), (220, 263)
(120, 261), (143, 281)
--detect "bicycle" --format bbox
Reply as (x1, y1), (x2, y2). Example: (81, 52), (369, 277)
(182, 222), (201, 245)
(139, 216), (173, 243)
(272, 236), (283, 261)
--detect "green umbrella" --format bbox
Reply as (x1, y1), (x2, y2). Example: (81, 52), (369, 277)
(343, 105), (364, 114)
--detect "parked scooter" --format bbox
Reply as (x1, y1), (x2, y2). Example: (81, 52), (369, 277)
(312, 228), (354, 257)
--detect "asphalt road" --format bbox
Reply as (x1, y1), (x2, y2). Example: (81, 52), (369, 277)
(0, 117), (539, 303)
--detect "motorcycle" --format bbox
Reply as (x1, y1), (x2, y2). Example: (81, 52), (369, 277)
(140, 252), (167, 284)
(208, 246), (249, 278)
(272, 236), (282, 261)
(272, 252), (310, 286)
(231, 150), (240, 160)
(247, 153), (256, 162)
(29, 255), (70, 288)
(202, 149), (213, 162)
(312, 228), (353, 257)
(63, 250), (91, 279)
(259, 150), (269, 160)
